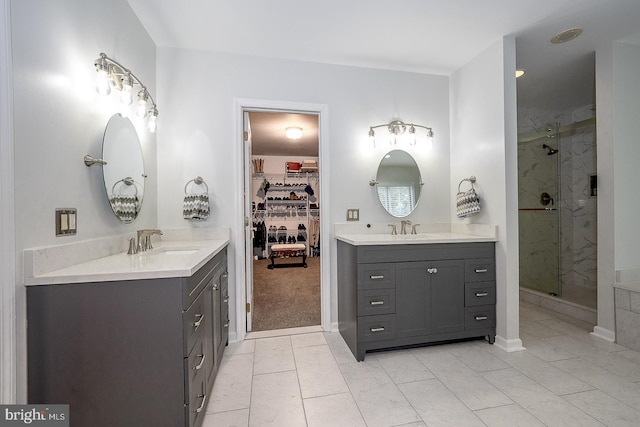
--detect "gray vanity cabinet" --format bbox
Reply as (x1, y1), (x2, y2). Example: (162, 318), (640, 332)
(338, 241), (495, 361)
(27, 248), (228, 427)
(396, 260), (465, 338)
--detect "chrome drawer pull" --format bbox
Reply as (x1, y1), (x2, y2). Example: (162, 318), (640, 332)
(192, 314), (204, 329)
(222, 272), (229, 278)
(475, 292), (489, 297)
(370, 327), (385, 332)
(475, 315), (488, 321)
(369, 300), (385, 305)
(194, 394), (207, 413)
(223, 296), (229, 303)
(223, 320), (229, 328)
(370, 275), (384, 280)
(193, 354), (206, 370)
(213, 283), (219, 291)
(427, 268), (438, 274)
(475, 268), (488, 273)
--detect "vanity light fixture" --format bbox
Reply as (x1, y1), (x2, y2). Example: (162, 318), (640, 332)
(285, 126), (303, 139)
(368, 120), (434, 148)
(93, 53), (158, 133)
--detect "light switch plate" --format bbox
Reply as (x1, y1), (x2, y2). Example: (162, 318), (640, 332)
(56, 208), (77, 236)
(347, 209), (359, 221)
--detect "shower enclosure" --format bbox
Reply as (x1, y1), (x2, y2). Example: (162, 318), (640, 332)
(518, 126), (562, 296)
(518, 119), (597, 309)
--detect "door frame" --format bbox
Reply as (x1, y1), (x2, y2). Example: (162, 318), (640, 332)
(0, 0), (16, 403)
(233, 98), (330, 341)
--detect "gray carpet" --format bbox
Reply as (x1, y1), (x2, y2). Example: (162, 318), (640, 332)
(251, 256), (321, 331)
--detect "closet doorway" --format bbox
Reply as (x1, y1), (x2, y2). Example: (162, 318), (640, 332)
(244, 109), (321, 333)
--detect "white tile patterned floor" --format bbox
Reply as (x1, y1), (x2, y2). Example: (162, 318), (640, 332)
(202, 301), (640, 426)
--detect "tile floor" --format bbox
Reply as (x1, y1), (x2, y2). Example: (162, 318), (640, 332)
(202, 301), (640, 426)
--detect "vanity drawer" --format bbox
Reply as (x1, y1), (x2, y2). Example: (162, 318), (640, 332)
(357, 314), (396, 342)
(465, 282), (496, 307)
(186, 364), (207, 427)
(183, 292), (207, 356)
(465, 258), (495, 282)
(358, 289), (395, 316)
(184, 249), (226, 309)
(185, 334), (207, 387)
(464, 305), (495, 330)
(358, 264), (396, 289)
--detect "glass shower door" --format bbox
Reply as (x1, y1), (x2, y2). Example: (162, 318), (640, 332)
(518, 132), (561, 296)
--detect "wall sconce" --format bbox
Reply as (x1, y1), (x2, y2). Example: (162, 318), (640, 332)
(94, 53), (158, 133)
(368, 120), (434, 148)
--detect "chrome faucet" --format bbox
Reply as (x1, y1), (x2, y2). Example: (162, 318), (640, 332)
(136, 229), (163, 252)
(388, 224), (397, 235)
(400, 220), (412, 235)
(411, 223), (421, 235)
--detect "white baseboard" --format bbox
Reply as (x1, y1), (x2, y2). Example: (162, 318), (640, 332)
(494, 335), (526, 352)
(591, 326), (615, 342)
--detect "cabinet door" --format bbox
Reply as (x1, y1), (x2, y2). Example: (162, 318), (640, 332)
(396, 261), (430, 338)
(428, 260), (465, 334)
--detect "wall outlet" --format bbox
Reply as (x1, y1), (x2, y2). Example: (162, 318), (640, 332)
(56, 208), (77, 236)
(347, 209), (359, 221)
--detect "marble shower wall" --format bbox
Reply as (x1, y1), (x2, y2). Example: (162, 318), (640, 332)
(518, 105), (597, 295)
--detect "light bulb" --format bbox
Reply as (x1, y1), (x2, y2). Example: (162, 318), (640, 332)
(426, 128), (434, 150)
(95, 57), (111, 95)
(389, 133), (397, 145)
(136, 90), (149, 118)
(368, 128), (376, 149)
(408, 125), (416, 146)
(148, 107), (158, 133)
(120, 74), (133, 106)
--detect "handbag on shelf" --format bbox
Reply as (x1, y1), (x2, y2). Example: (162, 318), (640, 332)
(456, 178), (480, 218)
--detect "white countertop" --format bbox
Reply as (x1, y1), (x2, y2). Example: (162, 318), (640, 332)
(24, 238), (229, 286)
(335, 232), (496, 246)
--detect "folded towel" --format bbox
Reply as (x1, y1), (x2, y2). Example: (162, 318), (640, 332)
(183, 193), (210, 220)
(109, 194), (140, 222)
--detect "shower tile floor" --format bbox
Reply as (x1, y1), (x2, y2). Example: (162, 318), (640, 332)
(203, 301), (640, 426)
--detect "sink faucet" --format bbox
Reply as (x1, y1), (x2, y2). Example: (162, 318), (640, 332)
(400, 220), (412, 235)
(411, 223), (421, 235)
(136, 229), (163, 252)
(388, 224), (397, 235)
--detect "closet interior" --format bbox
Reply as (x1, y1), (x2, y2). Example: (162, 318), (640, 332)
(248, 111), (321, 332)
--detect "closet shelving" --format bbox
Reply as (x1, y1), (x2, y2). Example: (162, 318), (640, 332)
(252, 171), (319, 257)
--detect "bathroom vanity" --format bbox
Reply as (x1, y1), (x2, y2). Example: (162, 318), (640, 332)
(25, 237), (228, 427)
(337, 230), (496, 361)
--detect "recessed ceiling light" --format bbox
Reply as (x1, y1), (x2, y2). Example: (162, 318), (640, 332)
(551, 28), (583, 44)
(515, 69), (526, 78)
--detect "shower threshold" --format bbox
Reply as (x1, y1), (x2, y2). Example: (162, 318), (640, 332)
(520, 287), (596, 325)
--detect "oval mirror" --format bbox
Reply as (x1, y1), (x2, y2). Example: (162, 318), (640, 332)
(101, 114), (145, 223)
(375, 150), (422, 217)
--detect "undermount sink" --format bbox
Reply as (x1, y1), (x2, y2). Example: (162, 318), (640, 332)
(154, 248), (200, 256)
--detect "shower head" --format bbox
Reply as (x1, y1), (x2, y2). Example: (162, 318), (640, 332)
(542, 144), (559, 155)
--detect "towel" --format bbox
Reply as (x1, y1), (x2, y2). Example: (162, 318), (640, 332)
(183, 193), (210, 220)
(109, 194), (140, 222)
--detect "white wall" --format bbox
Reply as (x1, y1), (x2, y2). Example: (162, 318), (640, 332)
(612, 42), (640, 269)
(10, 0), (156, 401)
(156, 48), (451, 337)
(593, 41), (640, 338)
(450, 37), (522, 350)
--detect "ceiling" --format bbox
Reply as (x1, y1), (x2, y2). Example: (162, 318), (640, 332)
(248, 111), (319, 157)
(128, 0), (640, 147)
